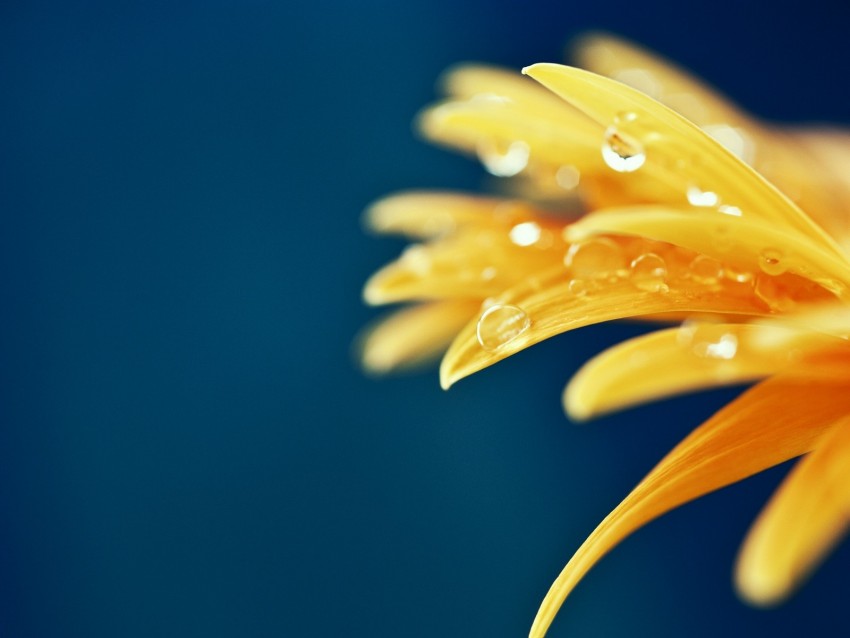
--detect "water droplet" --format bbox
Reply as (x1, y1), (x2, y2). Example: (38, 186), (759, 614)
(722, 265), (753, 284)
(477, 140), (530, 177)
(718, 204), (742, 217)
(703, 124), (755, 164)
(480, 266), (497, 281)
(688, 255), (724, 285)
(694, 332), (738, 360)
(759, 249), (787, 276)
(401, 244), (431, 275)
(564, 238), (627, 279)
(555, 165), (581, 190)
(509, 221), (542, 247)
(476, 304), (531, 351)
(630, 253), (669, 292)
(754, 274), (795, 312)
(687, 184), (719, 207)
(601, 121), (646, 173)
(568, 279), (590, 297)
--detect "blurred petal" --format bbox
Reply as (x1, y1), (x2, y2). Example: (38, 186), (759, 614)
(530, 376), (850, 638)
(521, 63), (847, 259)
(564, 323), (837, 420)
(735, 418), (850, 606)
(359, 300), (481, 374)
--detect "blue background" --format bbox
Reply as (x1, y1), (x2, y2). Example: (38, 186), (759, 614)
(3, 1), (849, 636)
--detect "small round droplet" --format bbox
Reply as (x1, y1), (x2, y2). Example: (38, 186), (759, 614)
(689, 254), (724, 285)
(718, 204), (742, 217)
(601, 125), (646, 173)
(555, 165), (581, 190)
(758, 248), (787, 276)
(477, 139), (530, 177)
(687, 184), (719, 207)
(476, 304), (531, 351)
(480, 266), (497, 281)
(509, 221), (542, 247)
(568, 278), (590, 297)
(694, 332), (738, 360)
(723, 265), (753, 284)
(630, 253), (669, 292)
(564, 238), (627, 279)
(754, 274), (795, 312)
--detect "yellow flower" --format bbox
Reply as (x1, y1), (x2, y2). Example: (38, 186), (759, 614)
(361, 34), (850, 637)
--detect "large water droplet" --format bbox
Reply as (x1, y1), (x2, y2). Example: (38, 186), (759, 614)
(601, 121), (646, 173)
(509, 221), (542, 247)
(758, 248), (787, 276)
(476, 304), (531, 351)
(477, 139), (530, 177)
(630, 253), (669, 292)
(687, 184), (719, 207)
(688, 254), (724, 285)
(564, 238), (627, 279)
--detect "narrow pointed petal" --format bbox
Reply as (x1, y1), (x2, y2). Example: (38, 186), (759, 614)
(364, 191), (532, 239)
(358, 300), (481, 374)
(735, 418), (850, 606)
(530, 376), (850, 638)
(441, 262), (769, 389)
(521, 63), (846, 259)
(565, 206), (850, 298)
(564, 323), (835, 420)
(364, 227), (565, 305)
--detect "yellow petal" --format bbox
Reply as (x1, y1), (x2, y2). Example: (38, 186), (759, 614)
(572, 33), (758, 133)
(735, 417), (850, 606)
(564, 323), (836, 421)
(521, 63), (847, 260)
(565, 206), (850, 299)
(358, 300), (481, 374)
(441, 259), (769, 389)
(530, 375), (850, 638)
(364, 191), (527, 239)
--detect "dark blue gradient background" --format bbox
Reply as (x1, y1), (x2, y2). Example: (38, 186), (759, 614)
(3, 1), (849, 636)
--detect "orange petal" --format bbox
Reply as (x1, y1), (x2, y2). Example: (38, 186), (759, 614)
(521, 63), (846, 260)
(564, 323), (836, 421)
(530, 374), (850, 638)
(735, 417), (850, 606)
(358, 300), (481, 374)
(565, 206), (850, 298)
(441, 261), (769, 389)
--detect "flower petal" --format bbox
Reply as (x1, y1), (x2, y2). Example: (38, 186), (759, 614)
(530, 374), (850, 638)
(441, 260), (769, 389)
(564, 323), (836, 421)
(735, 417), (850, 606)
(358, 300), (482, 374)
(565, 206), (850, 298)
(521, 63), (847, 259)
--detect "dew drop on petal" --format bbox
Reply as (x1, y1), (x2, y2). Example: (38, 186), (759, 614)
(722, 265), (753, 284)
(718, 204), (742, 217)
(476, 304), (531, 351)
(602, 124), (645, 173)
(689, 254), (724, 285)
(509, 221), (542, 247)
(754, 274), (796, 312)
(703, 123), (755, 164)
(630, 252), (669, 292)
(687, 184), (719, 207)
(694, 332), (739, 360)
(564, 238), (627, 279)
(568, 278), (590, 297)
(477, 140), (530, 177)
(480, 266), (497, 281)
(758, 248), (787, 276)
(555, 165), (581, 190)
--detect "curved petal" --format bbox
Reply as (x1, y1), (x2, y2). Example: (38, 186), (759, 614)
(521, 63), (847, 260)
(564, 323), (837, 420)
(735, 417), (850, 606)
(440, 261), (770, 389)
(565, 206), (850, 299)
(358, 300), (481, 374)
(530, 373), (850, 638)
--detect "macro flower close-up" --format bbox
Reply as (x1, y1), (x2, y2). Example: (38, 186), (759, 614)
(361, 34), (850, 637)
